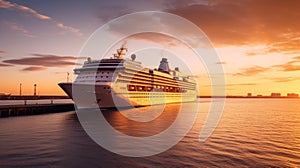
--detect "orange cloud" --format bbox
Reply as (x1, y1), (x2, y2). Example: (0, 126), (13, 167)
(0, 0), (13, 8)
(56, 22), (83, 37)
(274, 64), (300, 72)
(0, 0), (50, 20)
(273, 56), (300, 71)
(246, 38), (300, 56)
(227, 83), (258, 86)
(269, 77), (299, 83)
(167, 0), (300, 53)
(235, 66), (270, 76)
(234, 56), (300, 77)
(216, 61), (226, 64)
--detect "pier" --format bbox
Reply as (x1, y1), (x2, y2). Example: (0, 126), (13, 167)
(0, 103), (75, 118)
(0, 95), (70, 100)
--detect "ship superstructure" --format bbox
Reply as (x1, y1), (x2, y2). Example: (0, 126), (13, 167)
(59, 46), (197, 108)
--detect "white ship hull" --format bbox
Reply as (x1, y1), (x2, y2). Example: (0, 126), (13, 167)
(59, 82), (197, 109)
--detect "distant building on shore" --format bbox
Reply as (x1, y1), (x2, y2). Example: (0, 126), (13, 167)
(287, 93), (299, 98)
(271, 93), (281, 97)
(247, 93), (252, 97)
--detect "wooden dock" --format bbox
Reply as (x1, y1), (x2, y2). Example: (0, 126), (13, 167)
(0, 103), (75, 118)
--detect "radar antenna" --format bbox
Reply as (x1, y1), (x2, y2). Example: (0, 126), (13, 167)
(113, 41), (128, 59)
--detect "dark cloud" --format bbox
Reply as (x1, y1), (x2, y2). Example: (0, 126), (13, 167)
(22, 66), (47, 71)
(95, 0), (167, 22)
(5, 22), (35, 38)
(0, 50), (5, 53)
(3, 54), (78, 67)
(163, 0), (207, 9)
(234, 66), (270, 76)
(0, 63), (12, 67)
(167, 0), (300, 52)
(0, 0), (83, 37)
(96, 3), (134, 22)
(125, 32), (183, 47)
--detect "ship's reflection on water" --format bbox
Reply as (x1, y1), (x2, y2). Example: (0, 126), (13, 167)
(75, 100), (202, 157)
(101, 104), (181, 137)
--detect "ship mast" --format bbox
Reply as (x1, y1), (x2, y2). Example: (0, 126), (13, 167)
(113, 41), (127, 59)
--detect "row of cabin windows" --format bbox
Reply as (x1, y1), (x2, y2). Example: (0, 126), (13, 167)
(97, 71), (110, 74)
(76, 71), (110, 76)
(117, 79), (194, 90)
(127, 85), (188, 93)
(77, 75), (112, 79)
(126, 92), (183, 95)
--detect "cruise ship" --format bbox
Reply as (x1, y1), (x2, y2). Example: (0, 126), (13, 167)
(58, 46), (197, 108)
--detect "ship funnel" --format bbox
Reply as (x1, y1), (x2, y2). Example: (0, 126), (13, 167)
(131, 54), (136, 61)
(87, 57), (92, 63)
(158, 58), (170, 73)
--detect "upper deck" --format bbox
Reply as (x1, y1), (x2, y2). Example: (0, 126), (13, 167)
(73, 46), (196, 87)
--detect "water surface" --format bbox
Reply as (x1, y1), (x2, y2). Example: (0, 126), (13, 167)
(0, 98), (299, 167)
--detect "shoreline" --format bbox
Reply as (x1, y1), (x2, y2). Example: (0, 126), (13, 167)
(0, 95), (70, 100)
(0, 103), (74, 117)
(198, 96), (299, 98)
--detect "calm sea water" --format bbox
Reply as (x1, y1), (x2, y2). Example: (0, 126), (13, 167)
(0, 98), (299, 167)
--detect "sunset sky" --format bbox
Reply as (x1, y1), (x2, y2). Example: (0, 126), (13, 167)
(0, 0), (299, 96)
